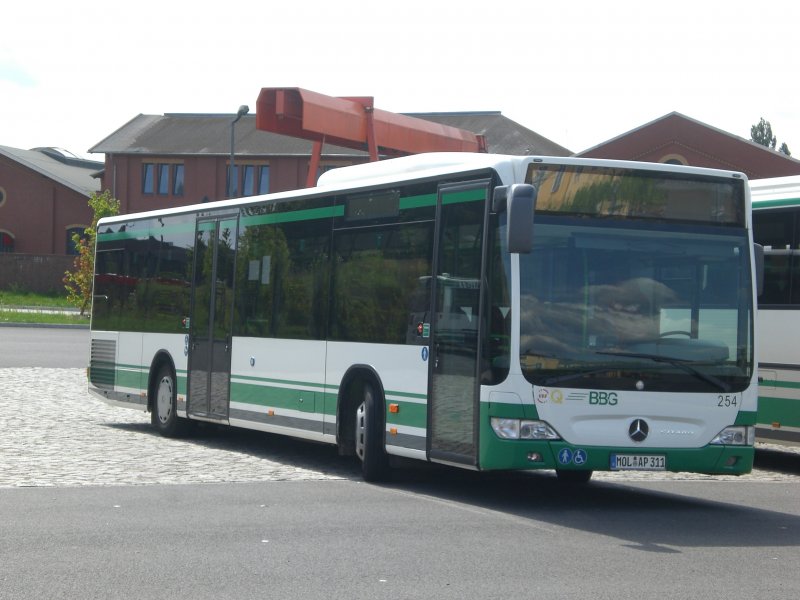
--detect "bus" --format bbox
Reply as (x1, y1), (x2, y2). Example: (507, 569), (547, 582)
(88, 153), (760, 481)
(751, 175), (800, 446)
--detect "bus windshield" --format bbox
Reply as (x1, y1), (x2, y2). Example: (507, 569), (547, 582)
(518, 208), (754, 393)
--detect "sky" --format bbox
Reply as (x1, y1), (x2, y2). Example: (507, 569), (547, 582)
(2, 0), (799, 160)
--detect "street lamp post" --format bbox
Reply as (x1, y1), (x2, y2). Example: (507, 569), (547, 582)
(229, 104), (250, 197)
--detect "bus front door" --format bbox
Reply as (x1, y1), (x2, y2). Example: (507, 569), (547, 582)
(187, 216), (238, 420)
(428, 181), (489, 467)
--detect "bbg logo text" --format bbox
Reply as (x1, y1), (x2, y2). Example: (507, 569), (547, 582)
(588, 391), (618, 406)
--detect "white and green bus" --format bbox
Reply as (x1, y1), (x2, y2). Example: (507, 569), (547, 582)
(751, 175), (800, 446)
(88, 153), (760, 481)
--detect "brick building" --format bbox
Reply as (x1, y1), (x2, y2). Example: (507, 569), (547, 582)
(577, 112), (800, 179)
(5, 107), (800, 293)
(0, 146), (101, 256)
(88, 111), (570, 215)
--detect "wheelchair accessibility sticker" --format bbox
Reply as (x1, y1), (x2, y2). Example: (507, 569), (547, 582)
(557, 448), (587, 466)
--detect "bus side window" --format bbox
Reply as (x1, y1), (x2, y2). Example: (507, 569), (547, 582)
(761, 251), (793, 305)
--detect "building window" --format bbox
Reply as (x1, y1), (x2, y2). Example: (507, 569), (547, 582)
(144, 163), (185, 197)
(242, 165), (255, 196)
(258, 166), (270, 195)
(142, 163), (155, 194)
(0, 186), (6, 207)
(173, 164), (184, 196)
(0, 230), (14, 253)
(158, 164), (170, 195)
(227, 165), (239, 198)
(230, 163), (270, 198)
(660, 153), (688, 166)
(65, 226), (86, 255)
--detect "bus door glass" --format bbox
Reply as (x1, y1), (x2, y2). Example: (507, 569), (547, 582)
(188, 216), (238, 419)
(428, 181), (490, 466)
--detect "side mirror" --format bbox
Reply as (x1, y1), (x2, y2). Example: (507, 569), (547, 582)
(505, 183), (536, 254)
(753, 243), (764, 297)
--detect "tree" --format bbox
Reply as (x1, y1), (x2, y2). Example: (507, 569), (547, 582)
(64, 190), (120, 315)
(751, 117), (777, 150)
(751, 117), (791, 155)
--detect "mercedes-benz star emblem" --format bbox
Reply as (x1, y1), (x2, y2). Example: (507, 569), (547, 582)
(629, 418), (649, 442)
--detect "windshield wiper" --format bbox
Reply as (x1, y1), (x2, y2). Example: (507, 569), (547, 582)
(595, 350), (730, 392)
(541, 367), (623, 386)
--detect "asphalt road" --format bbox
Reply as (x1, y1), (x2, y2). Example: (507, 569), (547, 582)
(1, 475), (798, 600)
(0, 325), (89, 368)
(0, 327), (798, 599)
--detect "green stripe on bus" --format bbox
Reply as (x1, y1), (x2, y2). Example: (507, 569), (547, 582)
(757, 396), (800, 427)
(385, 389), (428, 400)
(177, 374), (187, 395)
(754, 198), (800, 209)
(442, 188), (486, 205)
(100, 188), (481, 241)
(114, 362), (145, 370)
(232, 381), (318, 409)
(760, 379), (800, 389)
(115, 368), (143, 390)
(386, 400), (427, 428)
(240, 205), (344, 227)
(98, 231), (136, 241)
(233, 373), (424, 401)
(734, 410), (757, 426)
(118, 364), (187, 377)
(231, 384), (428, 428)
(234, 373), (333, 391)
(399, 193), (437, 210)
(98, 221), (196, 241)
(322, 392), (338, 416)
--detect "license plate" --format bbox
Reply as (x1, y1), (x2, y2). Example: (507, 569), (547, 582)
(610, 454), (666, 471)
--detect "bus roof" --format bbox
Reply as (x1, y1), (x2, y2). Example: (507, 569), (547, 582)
(316, 152), (532, 188)
(317, 152), (747, 189)
(97, 152), (748, 225)
(750, 175), (800, 209)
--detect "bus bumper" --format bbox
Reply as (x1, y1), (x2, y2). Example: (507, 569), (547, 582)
(479, 436), (754, 476)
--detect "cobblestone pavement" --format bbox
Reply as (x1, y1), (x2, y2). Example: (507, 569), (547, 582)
(1, 368), (798, 488)
(0, 368), (356, 488)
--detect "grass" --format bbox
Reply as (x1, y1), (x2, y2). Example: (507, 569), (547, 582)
(0, 290), (89, 326)
(0, 290), (72, 308)
(0, 310), (89, 326)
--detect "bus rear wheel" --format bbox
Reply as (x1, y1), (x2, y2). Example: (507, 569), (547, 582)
(355, 382), (390, 482)
(151, 365), (187, 437)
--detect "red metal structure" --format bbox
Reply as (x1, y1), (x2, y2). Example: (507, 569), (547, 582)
(256, 87), (487, 187)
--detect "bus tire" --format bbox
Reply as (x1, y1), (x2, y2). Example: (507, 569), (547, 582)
(556, 469), (593, 483)
(151, 365), (186, 437)
(355, 381), (390, 482)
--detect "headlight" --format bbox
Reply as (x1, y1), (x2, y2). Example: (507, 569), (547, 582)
(520, 421), (561, 440)
(710, 426), (755, 446)
(491, 418), (561, 440)
(491, 418), (519, 439)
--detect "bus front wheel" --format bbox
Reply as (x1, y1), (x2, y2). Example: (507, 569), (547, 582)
(355, 382), (390, 482)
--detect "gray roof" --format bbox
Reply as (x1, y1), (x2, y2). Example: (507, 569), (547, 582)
(0, 146), (103, 196)
(409, 112), (571, 156)
(89, 112), (571, 158)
